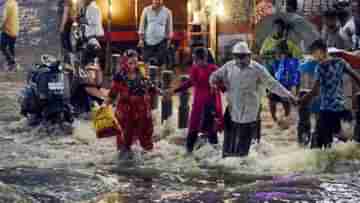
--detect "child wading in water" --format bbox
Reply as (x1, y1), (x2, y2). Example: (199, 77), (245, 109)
(297, 58), (320, 146)
(170, 47), (223, 154)
(106, 50), (162, 159)
(268, 42), (300, 125)
(300, 39), (360, 149)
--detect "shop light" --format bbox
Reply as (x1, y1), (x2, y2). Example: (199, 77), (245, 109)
(215, 0), (225, 17)
(187, 1), (192, 14)
(204, 0), (225, 17)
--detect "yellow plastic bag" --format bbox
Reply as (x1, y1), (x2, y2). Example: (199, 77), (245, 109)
(138, 62), (148, 78)
(92, 105), (122, 138)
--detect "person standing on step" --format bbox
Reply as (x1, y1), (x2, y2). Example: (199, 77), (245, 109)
(58, 0), (78, 65)
(138, 0), (173, 67)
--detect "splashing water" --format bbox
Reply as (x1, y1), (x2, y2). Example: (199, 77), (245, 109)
(2, 83), (360, 202)
(4, 93), (360, 178)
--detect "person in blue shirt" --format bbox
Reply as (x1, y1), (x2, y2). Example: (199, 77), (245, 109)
(300, 39), (360, 149)
(297, 59), (321, 146)
(268, 41), (300, 124)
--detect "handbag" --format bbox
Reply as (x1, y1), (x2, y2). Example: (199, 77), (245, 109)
(92, 105), (122, 139)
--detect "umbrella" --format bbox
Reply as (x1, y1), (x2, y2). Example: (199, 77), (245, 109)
(254, 12), (320, 53)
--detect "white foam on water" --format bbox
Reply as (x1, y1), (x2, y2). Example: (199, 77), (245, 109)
(73, 119), (97, 144)
(136, 111), (360, 176)
(4, 95), (360, 176)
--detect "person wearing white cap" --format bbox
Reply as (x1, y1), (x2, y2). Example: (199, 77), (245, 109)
(209, 41), (297, 157)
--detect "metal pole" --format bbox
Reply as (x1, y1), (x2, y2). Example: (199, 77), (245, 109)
(161, 70), (173, 123)
(149, 65), (159, 109)
(106, 0), (112, 76)
(354, 92), (360, 142)
(111, 54), (121, 74)
(178, 75), (190, 129)
(135, 0), (139, 29)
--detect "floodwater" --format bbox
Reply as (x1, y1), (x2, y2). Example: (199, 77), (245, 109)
(0, 81), (360, 203)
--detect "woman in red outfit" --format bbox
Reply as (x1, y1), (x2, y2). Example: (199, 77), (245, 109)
(170, 47), (223, 153)
(106, 50), (159, 157)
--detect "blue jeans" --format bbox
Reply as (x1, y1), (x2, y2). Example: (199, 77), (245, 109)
(0, 32), (16, 65)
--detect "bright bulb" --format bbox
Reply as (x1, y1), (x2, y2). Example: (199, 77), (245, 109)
(109, 0), (113, 14)
(216, 0), (225, 16)
(187, 1), (192, 13)
(205, 0), (212, 7)
(204, 0), (225, 17)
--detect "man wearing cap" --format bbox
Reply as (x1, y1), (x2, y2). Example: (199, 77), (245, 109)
(209, 41), (297, 157)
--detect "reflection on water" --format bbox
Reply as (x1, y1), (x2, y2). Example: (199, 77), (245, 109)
(93, 172), (360, 203)
(92, 155), (360, 203)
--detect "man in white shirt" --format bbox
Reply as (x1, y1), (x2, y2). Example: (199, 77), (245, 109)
(81, 0), (104, 65)
(83, 0), (104, 40)
(209, 41), (297, 157)
(138, 0), (173, 66)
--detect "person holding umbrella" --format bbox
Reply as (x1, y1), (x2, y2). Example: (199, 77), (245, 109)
(260, 18), (302, 124)
(260, 18), (303, 62)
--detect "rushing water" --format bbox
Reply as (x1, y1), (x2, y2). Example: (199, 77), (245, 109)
(91, 112), (360, 203)
(0, 81), (360, 202)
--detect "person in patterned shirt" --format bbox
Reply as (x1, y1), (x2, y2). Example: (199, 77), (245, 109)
(105, 50), (162, 159)
(300, 39), (360, 149)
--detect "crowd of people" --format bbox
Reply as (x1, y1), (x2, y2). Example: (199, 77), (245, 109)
(2, 0), (360, 160)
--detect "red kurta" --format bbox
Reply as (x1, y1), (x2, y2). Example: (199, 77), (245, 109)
(110, 70), (156, 151)
(175, 64), (224, 133)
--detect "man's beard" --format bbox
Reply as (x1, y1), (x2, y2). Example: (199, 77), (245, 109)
(235, 59), (250, 67)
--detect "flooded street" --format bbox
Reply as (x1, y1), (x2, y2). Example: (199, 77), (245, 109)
(0, 78), (360, 203)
